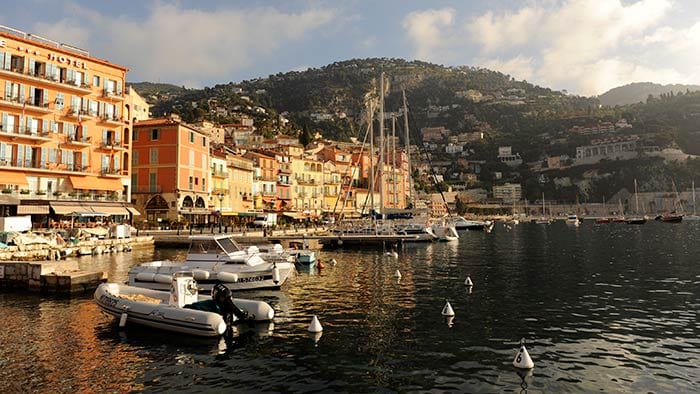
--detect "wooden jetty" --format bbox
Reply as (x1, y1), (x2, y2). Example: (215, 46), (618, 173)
(0, 260), (106, 294)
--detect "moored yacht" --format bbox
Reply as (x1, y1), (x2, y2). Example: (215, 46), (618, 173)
(128, 234), (295, 292)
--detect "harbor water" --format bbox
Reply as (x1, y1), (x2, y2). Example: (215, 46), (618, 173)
(1, 220), (699, 392)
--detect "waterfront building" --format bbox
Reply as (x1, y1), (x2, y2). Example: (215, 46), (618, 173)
(210, 147), (229, 225)
(244, 150), (277, 211)
(0, 24), (135, 226)
(226, 152), (253, 219)
(493, 183), (522, 203)
(291, 157), (324, 216)
(131, 115), (210, 224)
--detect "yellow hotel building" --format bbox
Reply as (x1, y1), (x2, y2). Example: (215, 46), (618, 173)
(0, 25), (134, 222)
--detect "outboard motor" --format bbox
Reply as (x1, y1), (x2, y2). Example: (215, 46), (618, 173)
(212, 282), (250, 324)
(169, 272), (199, 307)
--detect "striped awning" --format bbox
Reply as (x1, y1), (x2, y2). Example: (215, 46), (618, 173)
(126, 207), (141, 216)
(50, 202), (89, 215)
(91, 205), (130, 215)
(17, 205), (50, 214)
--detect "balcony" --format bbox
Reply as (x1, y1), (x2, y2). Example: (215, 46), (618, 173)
(0, 124), (52, 143)
(211, 170), (229, 178)
(296, 178), (317, 185)
(62, 134), (91, 147)
(102, 89), (124, 101)
(0, 68), (93, 94)
(97, 139), (125, 151)
(97, 113), (123, 126)
(0, 95), (52, 114)
(101, 167), (124, 177)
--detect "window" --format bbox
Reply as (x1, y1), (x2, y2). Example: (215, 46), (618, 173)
(132, 128), (138, 141)
(189, 132), (194, 143)
(149, 148), (158, 164)
(188, 176), (193, 189)
(55, 93), (64, 110)
(202, 136), (206, 146)
(149, 173), (157, 193)
(93, 75), (100, 88)
(132, 151), (139, 165)
(150, 129), (159, 140)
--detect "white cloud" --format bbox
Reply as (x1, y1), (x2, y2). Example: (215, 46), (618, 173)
(402, 0), (695, 95)
(402, 8), (455, 61)
(33, 3), (337, 87)
(478, 55), (535, 82)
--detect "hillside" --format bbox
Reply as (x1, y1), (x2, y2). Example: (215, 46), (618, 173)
(598, 82), (700, 106)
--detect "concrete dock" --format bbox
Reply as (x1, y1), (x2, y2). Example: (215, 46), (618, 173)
(0, 260), (106, 294)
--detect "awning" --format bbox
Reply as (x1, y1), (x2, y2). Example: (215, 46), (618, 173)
(91, 205), (129, 215)
(0, 171), (28, 186)
(17, 205), (50, 214)
(222, 212), (238, 216)
(237, 212), (258, 217)
(50, 202), (88, 215)
(283, 212), (301, 219)
(126, 207), (141, 216)
(69, 176), (123, 191)
(0, 194), (19, 205)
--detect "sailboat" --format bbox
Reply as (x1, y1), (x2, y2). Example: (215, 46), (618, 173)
(683, 180), (700, 220)
(533, 193), (551, 224)
(658, 180), (683, 223)
(625, 179), (646, 225)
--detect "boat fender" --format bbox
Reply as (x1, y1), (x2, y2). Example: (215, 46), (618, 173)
(135, 272), (157, 282)
(154, 274), (172, 284)
(119, 313), (128, 328)
(217, 272), (238, 283)
(272, 266), (281, 284)
(192, 269), (210, 280)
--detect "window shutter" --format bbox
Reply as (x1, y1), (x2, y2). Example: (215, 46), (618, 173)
(28, 58), (35, 76)
(43, 89), (48, 107)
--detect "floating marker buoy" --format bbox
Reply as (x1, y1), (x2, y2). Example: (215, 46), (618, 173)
(119, 312), (128, 328)
(444, 315), (455, 328)
(513, 338), (535, 369)
(330, 259), (337, 266)
(395, 270), (402, 278)
(464, 275), (473, 287)
(308, 315), (323, 333)
(441, 300), (455, 317)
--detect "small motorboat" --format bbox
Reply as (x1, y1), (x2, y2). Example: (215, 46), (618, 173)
(95, 272), (275, 337)
(128, 234), (295, 292)
(293, 250), (316, 266)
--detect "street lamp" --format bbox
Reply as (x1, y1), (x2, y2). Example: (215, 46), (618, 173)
(217, 192), (224, 233)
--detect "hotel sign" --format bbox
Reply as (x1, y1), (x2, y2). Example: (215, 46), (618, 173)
(47, 53), (88, 69)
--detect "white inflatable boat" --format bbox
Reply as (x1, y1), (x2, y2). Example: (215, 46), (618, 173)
(95, 272), (275, 337)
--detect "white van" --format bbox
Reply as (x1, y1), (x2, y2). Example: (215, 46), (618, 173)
(252, 213), (277, 227)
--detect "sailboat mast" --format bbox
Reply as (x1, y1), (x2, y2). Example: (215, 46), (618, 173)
(368, 101), (375, 216)
(634, 179), (640, 214)
(379, 72), (385, 215)
(693, 180), (697, 215)
(392, 114), (397, 208)
(402, 90), (412, 206)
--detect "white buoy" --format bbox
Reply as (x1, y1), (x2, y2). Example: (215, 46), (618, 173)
(308, 315), (323, 333)
(441, 300), (455, 316)
(330, 259), (337, 266)
(444, 315), (455, 328)
(464, 275), (473, 287)
(119, 312), (128, 328)
(513, 338), (535, 369)
(395, 270), (402, 278)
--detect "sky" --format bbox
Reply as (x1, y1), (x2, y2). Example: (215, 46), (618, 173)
(2, 0), (700, 96)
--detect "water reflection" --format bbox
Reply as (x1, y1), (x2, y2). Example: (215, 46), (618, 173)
(1, 222), (700, 392)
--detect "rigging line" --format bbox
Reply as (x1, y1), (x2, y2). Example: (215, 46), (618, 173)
(402, 91), (452, 216)
(330, 118), (371, 217)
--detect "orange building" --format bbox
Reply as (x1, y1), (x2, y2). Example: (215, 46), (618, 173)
(131, 115), (210, 224)
(0, 25), (134, 223)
